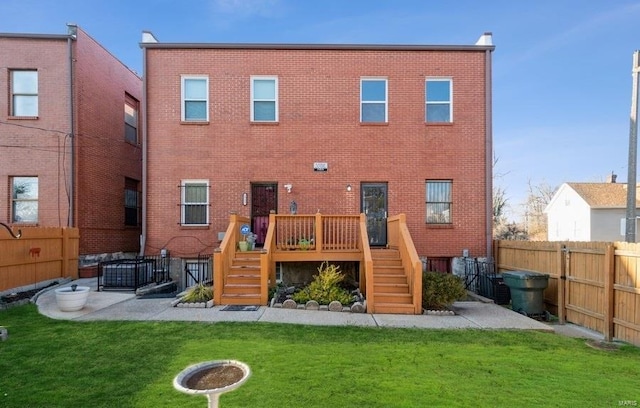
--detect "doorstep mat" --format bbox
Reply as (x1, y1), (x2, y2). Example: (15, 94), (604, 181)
(221, 305), (260, 311)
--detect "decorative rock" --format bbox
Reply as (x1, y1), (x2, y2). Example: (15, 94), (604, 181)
(305, 300), (319, 310)
(0, 326), (8, 341)
(270, 297), (276, 307)
(328, 300), (343, 312)
(273, 302), (282, 308)
(297, 304), (305, 309)
(282, 299), (298, 309)
(342, 307), (350, 312)
(350, 302), (365, 313)
(319, 305), (329, 311)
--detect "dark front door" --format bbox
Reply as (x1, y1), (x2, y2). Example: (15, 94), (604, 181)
(362, 183), (388, 246)
(251, 183), (277, 246)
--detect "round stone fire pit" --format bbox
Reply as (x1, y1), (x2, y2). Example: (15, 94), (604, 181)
(173, 360), (251, 408)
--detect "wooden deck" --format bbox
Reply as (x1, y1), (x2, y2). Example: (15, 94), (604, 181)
(213, 213), (422, 314)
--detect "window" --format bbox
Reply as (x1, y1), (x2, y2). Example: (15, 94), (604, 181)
(360, 78), (387, 123)
(426, 180), (452, 224)
(124, 178), (140, 226)
(251, 77), (278, 122)
(425, 79), (452, 123)
(11, 70), (38, 117)
(180, 180), (209, 225)
(124, 95), (139, 144)
(11, 176), (38, 223)
(181, 76), (208, 121)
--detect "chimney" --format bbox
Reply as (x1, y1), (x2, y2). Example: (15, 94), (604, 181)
(607, 172), (617, 183)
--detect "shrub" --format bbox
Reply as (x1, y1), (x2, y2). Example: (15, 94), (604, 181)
(182, 283), (213, 303)
(292, 261), (352, 305)
(422, 272), (466, 310)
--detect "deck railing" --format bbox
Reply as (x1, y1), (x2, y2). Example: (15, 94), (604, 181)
(273, 213), (361, 252)
(388, 214), (423, 314)
(213, 214), (249, 305)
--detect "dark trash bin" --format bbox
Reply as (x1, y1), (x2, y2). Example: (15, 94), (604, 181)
(502, 271), (549, 315)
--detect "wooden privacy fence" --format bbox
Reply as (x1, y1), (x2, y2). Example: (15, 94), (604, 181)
(495, 240), (640, 347)
(0, 227), (79, 292)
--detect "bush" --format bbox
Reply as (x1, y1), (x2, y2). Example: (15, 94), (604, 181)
(422, 272), (466, 310)
(182, 283), (213, 303)
(292, 261), (352, 305)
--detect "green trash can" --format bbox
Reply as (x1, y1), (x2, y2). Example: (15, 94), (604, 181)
(502, 271), (549, 316)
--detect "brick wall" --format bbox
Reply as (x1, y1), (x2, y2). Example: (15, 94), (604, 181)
(74, 28), (143, 255)
(144, 46), (490, 259)
(0, 29), (143, 256)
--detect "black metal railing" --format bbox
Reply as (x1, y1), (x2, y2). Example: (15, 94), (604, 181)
(98, 256), (172, 291)
(184, 254), (212, 287)
(463, 258), (511, 305)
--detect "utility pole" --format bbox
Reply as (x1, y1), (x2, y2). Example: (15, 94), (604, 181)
(626, 51), (640, 242)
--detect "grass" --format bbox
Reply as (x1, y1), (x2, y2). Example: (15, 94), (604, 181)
(1, 305), (639, 407)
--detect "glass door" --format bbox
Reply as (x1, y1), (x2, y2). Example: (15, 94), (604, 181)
(362, 183), (388, 246)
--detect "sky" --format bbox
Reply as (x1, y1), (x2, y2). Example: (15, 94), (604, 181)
(2, 0), (640, 221)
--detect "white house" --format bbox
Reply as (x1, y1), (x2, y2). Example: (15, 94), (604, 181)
(545, 182), (640, 242)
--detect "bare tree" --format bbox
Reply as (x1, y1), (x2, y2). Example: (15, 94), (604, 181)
(523, 180), (556, 241)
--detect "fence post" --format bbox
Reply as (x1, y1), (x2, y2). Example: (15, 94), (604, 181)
(603, 244), (615, 342)
(557, 243), (566, 324)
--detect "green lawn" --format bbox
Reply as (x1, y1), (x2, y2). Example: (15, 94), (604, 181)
(1, 305), (639, 407)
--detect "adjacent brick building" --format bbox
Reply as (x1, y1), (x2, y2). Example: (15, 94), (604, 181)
(140, 32), (494, 266)
(0, 25), (143, 256)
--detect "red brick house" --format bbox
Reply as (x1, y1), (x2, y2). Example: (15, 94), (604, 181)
(140, 32), (494, 312)
(0, 25), (143, 257)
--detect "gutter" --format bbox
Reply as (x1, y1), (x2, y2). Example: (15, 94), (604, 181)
(66, 24), (77, 227)
(483, 35), (494, 258)
(139, 35), (151, 256)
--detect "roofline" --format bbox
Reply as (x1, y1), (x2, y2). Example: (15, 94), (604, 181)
(139, 42), (495, 52)
(0, 32), (72, 40)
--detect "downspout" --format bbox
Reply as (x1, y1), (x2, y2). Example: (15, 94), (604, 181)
(475, 33), (494, 258)
(67, 24), (77, 227)
(139, 31), (158, 255)
(485, 43), (494, 258)
(139, 41), (148, 256)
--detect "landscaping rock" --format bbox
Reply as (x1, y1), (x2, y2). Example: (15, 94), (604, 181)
(282, 299), (297, 309)
(305, 300), (319, 310)
(0, 326), (8, 341)
(350, 302), (365, 313)
(328, 300), (343, 312)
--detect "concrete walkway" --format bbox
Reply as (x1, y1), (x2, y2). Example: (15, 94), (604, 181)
(34, 279), (604, 339)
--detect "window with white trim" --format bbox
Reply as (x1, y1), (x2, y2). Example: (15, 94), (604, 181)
(11, 176), (38, 223)
(425, 79), (452, 123)
(426, 180), (452, 224)
(11, 70), (38, 117)
(180, 180), (209, 226)
(181, 76), (209, 121)
(251, 76), (278, 122)
(360, 78), (387, 123)
(124, 94), (139, 144)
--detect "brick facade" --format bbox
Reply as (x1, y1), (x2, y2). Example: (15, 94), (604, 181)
(142, 39), (493, 260)
(0, 27), (143, 255)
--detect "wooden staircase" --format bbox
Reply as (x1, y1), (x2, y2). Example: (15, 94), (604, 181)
(220, 251), (262, 305)
(370, 249), (416, 314)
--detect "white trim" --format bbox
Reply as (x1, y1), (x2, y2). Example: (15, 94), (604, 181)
(180, 179), (209, 226)
(360, 77), (388, 123)
(180, 75), (209, 122)
(425, 77), (453, 123)
(250, 76), (278, 122)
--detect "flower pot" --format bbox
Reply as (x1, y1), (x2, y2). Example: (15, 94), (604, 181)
(238, 241), (249, 252)
(54, 285), (90, 312)
(173, 360), (251, 408)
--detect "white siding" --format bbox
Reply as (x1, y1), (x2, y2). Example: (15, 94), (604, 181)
(546, 185), (591, 241)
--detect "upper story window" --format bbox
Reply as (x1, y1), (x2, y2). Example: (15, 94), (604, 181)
(11, 70), (38, 117)
(181, 76), (209, 122)
(11, 176), (38, 223)
(251, 76), (278, 122)
(426, 180), (452, 224)
(425, 79), (452, 123)
(124, 178), (140, 227)
(360, 78), (387, 123)
(180, 180), (209, 226)
(124, 94), (139, 144)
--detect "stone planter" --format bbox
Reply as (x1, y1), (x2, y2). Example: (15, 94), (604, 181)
(173, 360), (251, 408)
(54, 285), (90, 312)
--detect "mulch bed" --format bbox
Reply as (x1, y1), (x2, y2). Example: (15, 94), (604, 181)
(0, 281), (59, 308)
